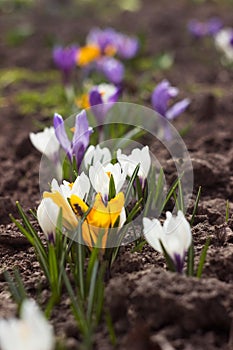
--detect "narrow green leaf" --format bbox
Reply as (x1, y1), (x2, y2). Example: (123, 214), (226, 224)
(190, 186), (201, 227)
(87, 260), (99, 322)
(125, 164), (140, 205)
(196, 236), (211, 278)
(187, 242), (194, 276)
(108, 174), (116, 201)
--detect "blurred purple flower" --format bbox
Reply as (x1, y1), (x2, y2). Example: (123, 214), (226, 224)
(87, 27), (139, 59)
(87, 27), (117, 53)
(115, 34), (139, 59)
(89, 83), (121, 125)
(188, 17), (223, 38)
(53, 45), (78, 84)
(96, 56), (125, 84)
(151, 80), (190, 140)
(53, 110), (93, 170)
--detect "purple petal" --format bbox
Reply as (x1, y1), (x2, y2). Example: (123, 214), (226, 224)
(116, 35), (139, 59)
(89, 89), (103, 106)
(207, 17), (223, 35)
(173, 253), (185, 273)
(72, 110), (93, 169)
(166, 98), (190, 120)
(151, 80), (178, 117)
(87, 27), (117, 52)
(96, 57), (125, 84)
(188, 20), (207, 38)
(53, 113), (72, 161)
(53, 45), (78, 72)
(230, 35), (233, 47)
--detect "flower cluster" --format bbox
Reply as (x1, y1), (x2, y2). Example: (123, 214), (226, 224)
(37, 144), (151, 249)
(53, 27), (139, 86)
(188, 17), (233, 65)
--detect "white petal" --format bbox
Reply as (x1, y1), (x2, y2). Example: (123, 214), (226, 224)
(143, 217), (163, 253)
(29, 127), (60, 160)
(71, 172), (90, 199)
(37, 198), (59, 239)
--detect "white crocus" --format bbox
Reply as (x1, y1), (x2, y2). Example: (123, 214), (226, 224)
(37, 197), (59, 242)
(117, 146), (151, 185)
(84, 145), (112, 168)
(89, 161), (127, 202)
(94, 83), (118, 102)
(143, 211), (192, 272)
(215, 28), (233, 62)
(30, 127), (62, 180)
(0, 299), (55, 350)
(54, 172), (90, 200)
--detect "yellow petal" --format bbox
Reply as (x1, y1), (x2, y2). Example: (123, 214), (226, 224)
(43, 191), (78, 230)
(70, 194), (89, 217)
(77, 45), (101, 66)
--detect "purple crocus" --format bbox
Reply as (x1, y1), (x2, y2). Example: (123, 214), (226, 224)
(151, 80), (190, 140)
(89, 83), (121, 125)
(53, 110), (93, 170)
(87, 27), (139, 59)
(87, 27), (118, 54)
(115, 34), (139, 59)
(53, 45), (78, 85)
(188, 17), (223, 38)
(96, 56), (125, 84)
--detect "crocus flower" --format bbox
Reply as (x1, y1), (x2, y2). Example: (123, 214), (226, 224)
(87, 27), (139, 59)
(52, 172), (90, 200)
(43, 179), (125, 249)
(151, 80), (190, 140)
(29, 127), (62, 180)
(115, 34), (139, 59)
(53, 110), (93, 170)
(143, 211), (192, 273)
(0, 299), (55, 350)
(89, 161), (128, 203)
(188, 17), (223, 38)
(53, 45), (78, 84)
(70, 191), (125, 248)
(96, 56), (125, 84)
(37, 197), (60, 243)
(89, 83), (121, 125)
(117, 146), (151, 187)
(215, 28), (233, 63)
(84, 145), (112, 169)
(86, 27), (118, 55)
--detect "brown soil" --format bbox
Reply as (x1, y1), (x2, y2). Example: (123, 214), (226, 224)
(0, 0), (233, 349)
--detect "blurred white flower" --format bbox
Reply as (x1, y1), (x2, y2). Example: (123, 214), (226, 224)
(84, 145), (111, 168)
(37, 197), (59, 243)
(89, 161), (127, 202)
(215, 28), (233, 62)
(0, 299), (55, 350)
(29, 127), (62, 180)
(117, 146), (151, 184)
(143, 211), (192, 273)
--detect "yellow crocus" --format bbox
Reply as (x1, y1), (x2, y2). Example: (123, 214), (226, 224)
(70, 192), (125, 248)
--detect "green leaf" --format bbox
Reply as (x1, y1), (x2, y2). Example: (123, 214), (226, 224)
(108, 174), (116, 201)
(187, 243), (194, 276)
(196, 237), (211, 278)
(190, 186), (201, 227)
